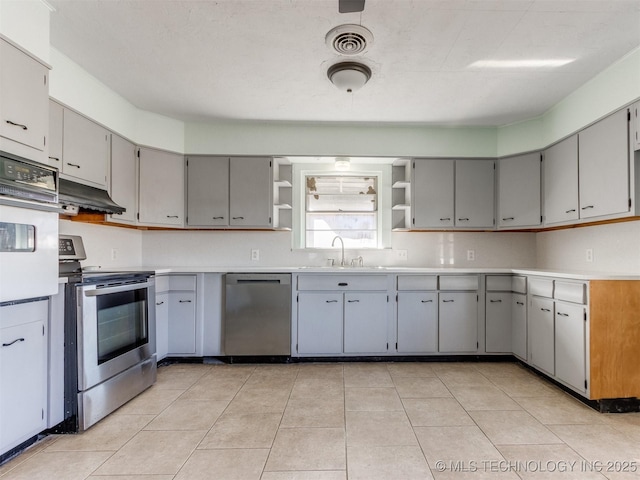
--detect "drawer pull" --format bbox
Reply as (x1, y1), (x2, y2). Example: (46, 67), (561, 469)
(325, 300), (338, 303)
(6, 120), (27, 130)
(156, 301), (164, 306)
(439, 217), (451, 221)
(347, 299), (360, 303)
(458, 218), (469, 222)
(2, 337), (25, 347)
(179, 299), (192, 303)
(232, 216), (245, 220)
(421, 300), (433, 303)
(166, 215), (179, 218)
(581, 205), (594, 210)
(49, 156), (60, 162)
(442, 299), (454, 303)
(490, 299), (502, 303)
(338, 282), (348, 286)
(541, 308), (551, 312)
(557, 312), (569, 317)
(565, 209), (576, 213)
(66, 162), (81, 168)
(502, 217), (514, 221)
(213, 216), (225, 220)
(516, 301), (524, 306)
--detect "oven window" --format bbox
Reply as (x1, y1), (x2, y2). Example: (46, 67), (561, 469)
(96, 288), (148, 364)
(0, 222), (35, 252)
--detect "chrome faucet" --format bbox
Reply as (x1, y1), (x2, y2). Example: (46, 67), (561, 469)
(331, 235), (346, 266)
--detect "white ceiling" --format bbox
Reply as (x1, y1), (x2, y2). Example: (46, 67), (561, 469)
(48, 0), (640, 126)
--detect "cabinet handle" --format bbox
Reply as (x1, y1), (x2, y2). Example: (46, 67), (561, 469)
(66, 162), (81, 168)
(232, 216), (245, 220)
(212, 216), (224, 219)
(166, 215), (179, 218)
(338, 282), (348, 286)
(541, 308), (551, 312)
(421, 300), (433, 303)
(442, 299), (454, 303)
(502, 217), (514, 221)
(156, 301), (164, 306)
(581, 205), (594, 210)
(49, 156), (60, 162)
(325, 300), (338, 303)
(565, 209), (576, 213)
(557, 312), (569, 317)
(2, 337), (25, 347)
(516, 301), (524, 306)
(347, 299), (360, 303)
(439, 217), (451, 221)
(5, 120), (27, 130)
(490, 299), (502, 303)
(179, 299), (192, 303)
(458, 218), (469, 222)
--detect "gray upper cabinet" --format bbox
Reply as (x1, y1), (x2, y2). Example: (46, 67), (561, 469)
(633, 101), (640, 151)
(229, 157), (273, 227)
(455, 159), (495, 228)
(186, 156), (230, 226)
(543, 135), (579, 225)
(0, 38), (48, 164)
(497, 152), (541, 229)
(47, 100), (63, 168)
(412, 159), (454, 228)
(578, 109), (630, 220)
(108, 134), (137, 225)
(186, 156), (273, 228)
(60, 108), (110, 188)
(138, 147), (184, 226)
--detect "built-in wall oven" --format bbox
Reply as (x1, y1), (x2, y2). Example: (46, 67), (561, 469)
(57, 235), (156, 432)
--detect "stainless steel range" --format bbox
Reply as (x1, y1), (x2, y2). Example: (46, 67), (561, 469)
(57, 235), (156, 431)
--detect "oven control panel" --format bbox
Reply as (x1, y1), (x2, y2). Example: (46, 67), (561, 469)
(59, 235), (87, 261)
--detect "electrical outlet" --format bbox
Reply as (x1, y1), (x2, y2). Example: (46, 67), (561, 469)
(396, 249), (408, 261)
(111, 248), (118, 260)
(251, 249), (260, 261)
(467, 249), (475, 261)
(585, 248), (593, 262)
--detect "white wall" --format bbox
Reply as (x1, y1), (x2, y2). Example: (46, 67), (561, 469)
(0, 0), (50, 62)
(536, 220), (640, 274)
(140, 230), (536, 269)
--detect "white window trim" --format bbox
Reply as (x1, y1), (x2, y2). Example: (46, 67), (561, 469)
(293, 163), (391, 250)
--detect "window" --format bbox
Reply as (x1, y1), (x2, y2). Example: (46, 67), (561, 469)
(305, 175), (378, 248)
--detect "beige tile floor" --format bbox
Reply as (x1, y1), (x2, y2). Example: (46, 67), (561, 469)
(1, 361), (640, 479)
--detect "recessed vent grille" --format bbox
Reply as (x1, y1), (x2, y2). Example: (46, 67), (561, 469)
(326, 24), (373, 56)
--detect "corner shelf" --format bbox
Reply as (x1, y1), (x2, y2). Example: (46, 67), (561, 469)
(273, 158), (293, 230)
(392, 159), (412, 230)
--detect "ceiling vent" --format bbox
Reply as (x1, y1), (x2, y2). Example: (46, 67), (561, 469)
(325, 24), (373, 56)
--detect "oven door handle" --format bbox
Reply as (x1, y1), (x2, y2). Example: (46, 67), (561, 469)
(83, 281), (153, 296)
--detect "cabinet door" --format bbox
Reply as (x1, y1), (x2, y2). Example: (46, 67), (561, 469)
(455, 160), (495, 228)
(578, 109), (630, 219)
(48, 100), (64, 168)
(186, 156), (230, 226)
(108, 134), (137, 224)
(344, 292), (388, 354)
(543, 135), (579, 225)
(167, 291), (196, 355)
(138, 147), (184, 226)
(485, 292), (511, 353)
(155, 292), (169, 361)
(439, 292), (478, 352)
(0, 320), (46, 453)
(498, 153), (541, 228)
(511, 294), (527, 360)
(297, 292), (343, 354)
(397, 292), (437, 353)
(412, 159), (454, 228)
(633, 102), (640, 151)
(0, 39), (48, 156)
(62, 109), (109, 187)
(229, 157), (273, 227)
(529, 297), (555, 375)
(555, 302), (586, 393)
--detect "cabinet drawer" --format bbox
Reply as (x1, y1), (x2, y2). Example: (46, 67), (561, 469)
(155, 275), (169, 293)
(439, 275), (478, 291)
(486, 275), (512, 292)
(554, 281), (586, 304)
(511, 276), (527, 294)
(167, 275), (197, 291)
(297, 275), (387, 291)
(397, 275), (437, 291)
(529, 278), (553, 298)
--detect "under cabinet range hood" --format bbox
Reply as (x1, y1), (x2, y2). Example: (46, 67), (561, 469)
(58, 178), (125, 215)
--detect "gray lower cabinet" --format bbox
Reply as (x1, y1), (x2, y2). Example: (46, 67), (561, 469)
(529, 296), (555, 376)
(343, 292), (388, 354)
(554, 301), (586, 393)
(511, 293), (527, 360)
(167, 291), (196, 355)
(396, 292), (438, 353)
(485, 292), (512, 353)
(439, 292), (478, 352)
(155, 292), (169, 361)
(297, 292), (343, 355)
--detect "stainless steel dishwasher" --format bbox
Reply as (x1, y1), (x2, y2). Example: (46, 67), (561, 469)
(224, 273), (292, 356)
